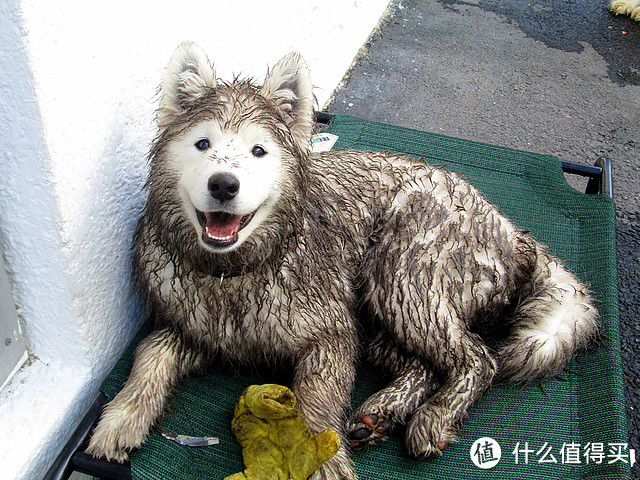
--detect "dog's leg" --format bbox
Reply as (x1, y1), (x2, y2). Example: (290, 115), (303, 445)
(361, 179), (519, 457)
(86, 327), (202, 462)
(348, 331), (438, 448)
(365, 249), (497, 457)
(292, 340), (357, 480)
(403, 329), (496, 457)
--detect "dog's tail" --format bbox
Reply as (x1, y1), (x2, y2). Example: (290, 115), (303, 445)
(496, 238), (599, 383)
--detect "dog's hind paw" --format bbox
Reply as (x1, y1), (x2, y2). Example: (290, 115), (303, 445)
(404, 405), (458, 458)
(348, 374), (433, 449)
(347, 413), (393, 448)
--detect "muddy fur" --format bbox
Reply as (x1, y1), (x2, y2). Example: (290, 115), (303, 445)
(87, 42), (599, 480)
(610, 0), (640, 20)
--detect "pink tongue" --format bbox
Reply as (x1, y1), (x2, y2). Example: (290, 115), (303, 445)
(203, 212), (242, 239)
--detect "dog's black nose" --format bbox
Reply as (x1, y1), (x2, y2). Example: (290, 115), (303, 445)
(208, 173), (240, 202)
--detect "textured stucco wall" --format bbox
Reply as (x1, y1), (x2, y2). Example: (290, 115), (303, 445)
(0, 1), (390, 478)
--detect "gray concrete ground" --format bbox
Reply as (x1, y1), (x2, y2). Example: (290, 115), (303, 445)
(327, 0), (639, 475)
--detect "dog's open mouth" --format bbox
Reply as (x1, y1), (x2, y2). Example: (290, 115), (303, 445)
(196, 210), (256, 248)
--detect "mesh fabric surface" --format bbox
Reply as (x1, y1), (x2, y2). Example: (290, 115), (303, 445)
(101, 114), (629, 479)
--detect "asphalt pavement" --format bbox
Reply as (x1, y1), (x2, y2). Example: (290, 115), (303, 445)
(327, 0), (639, 475)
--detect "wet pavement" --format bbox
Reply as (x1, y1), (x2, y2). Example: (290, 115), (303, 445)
(327, 0), (640, 474)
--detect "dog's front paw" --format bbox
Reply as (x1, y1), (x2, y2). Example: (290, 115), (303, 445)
(85, 398), (152, 463)
(85, 427), (131, 464)
(404, 404), (458, 458)
(310, 449), (357, 480)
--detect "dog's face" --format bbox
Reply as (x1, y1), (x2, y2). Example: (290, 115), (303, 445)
(154, 42), (314, 253)
(168, 117), (286, 253)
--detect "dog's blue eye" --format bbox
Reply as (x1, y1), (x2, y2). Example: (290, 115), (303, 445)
(252, 145), (267, 158)
(195, 138), (210, 151)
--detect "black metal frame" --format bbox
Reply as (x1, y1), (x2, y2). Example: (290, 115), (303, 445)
(44, 392), (131, 480)
(43, 112), (613, 480)
(562, 157), (613, 198)
(316, 112), (614, 199)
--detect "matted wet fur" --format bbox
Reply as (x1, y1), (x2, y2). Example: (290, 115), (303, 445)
(610, 0), (640, 20)
(87, 42), (599, 479)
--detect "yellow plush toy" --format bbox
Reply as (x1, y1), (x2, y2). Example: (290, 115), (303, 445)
(225, 384), (340, 480)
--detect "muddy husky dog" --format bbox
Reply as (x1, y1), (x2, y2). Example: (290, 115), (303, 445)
(87, 42), (598, 479)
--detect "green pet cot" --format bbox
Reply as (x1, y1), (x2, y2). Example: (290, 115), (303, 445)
(45, 114), (630, 480)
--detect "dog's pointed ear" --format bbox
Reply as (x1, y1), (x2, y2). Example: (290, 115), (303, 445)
(158, 41), (216, 127)
(261, 53), (315, 151)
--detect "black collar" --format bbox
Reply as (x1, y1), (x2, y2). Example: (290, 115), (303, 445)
(210, 267), (245, 279)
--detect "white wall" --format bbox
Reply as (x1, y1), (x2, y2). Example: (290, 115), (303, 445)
(0, 1), (391, 478)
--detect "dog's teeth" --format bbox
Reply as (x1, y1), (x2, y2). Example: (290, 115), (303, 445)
(200, 211), (256, 245)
